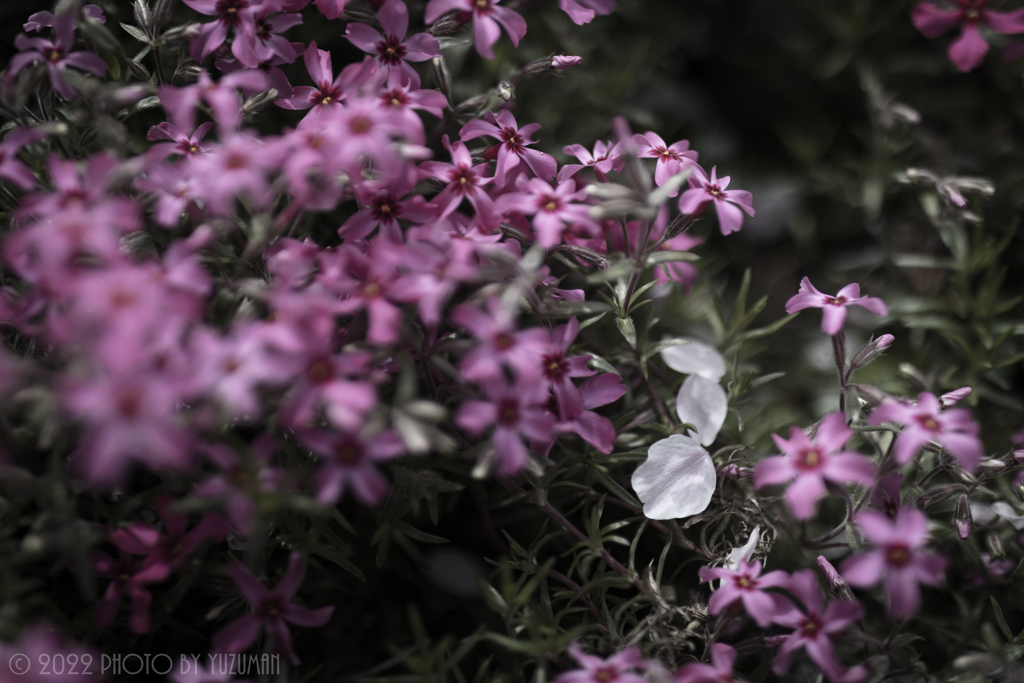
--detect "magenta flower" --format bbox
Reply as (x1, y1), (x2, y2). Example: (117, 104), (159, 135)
(25, 5), (105, 31)
(182, 0), (259, 62)
(460, 110), (557, 186)
(211, 552), (334, 665)
(276, 45), (374, 116)
(298, 427), (406, 505)
(194, 439), (287, 535)
(8, 13), (106, 100)
(319, 240), (407, 345)
(535, 373), (626, 455)
(92, 549), (156, 633)
(697, 559), (791, 626)
(0, 127), (46, 190)
(841, 509), (947, 618)
(378, 81), (449, 135)
(554, 642), (647, 683)
(674, 643), (743, 683)
(912, 0), (1024, 72)
(391, 240), (479, 325)
(315, 0), (347, 19)
(558, 140), (622, 183)
(346, 0), (440, 88)
(450, 297), (549, 382)
(558, 0), (615, 25)
(552, 55), (583, 69)
(784, 277), (888, 335)
(678, 166), (754, 235)
(753, 413), (876, 520)
(424, 0), (527, 60)
(339, 175), (438, 242)
(145, 121), (214, 161)
(535, 317), (596, 420)
(159, 69), (269, 134)
(770, 570), (865, 683)
(419, 135), (500, 229)
(455, 377), (557, 475)
(868, 392), (983, 470)
(231, 2), (303, 69)
(496, 178), (593, 248)
(634, 131), (699, 190)
(870, 472), (904, 519)
(110, 495), (227, 583)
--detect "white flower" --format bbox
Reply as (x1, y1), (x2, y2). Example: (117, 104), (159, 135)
(675, 375), (728, 446)
(659, 339), (726, 382)
(631, 435), (716, 520)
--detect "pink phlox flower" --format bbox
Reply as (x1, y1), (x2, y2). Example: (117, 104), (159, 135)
(450, 297), (550, 381)
(754, 413), (876, 520)
(391, 239), (478, 325)
(194, 438), (285, 534)
(419, 135), (500, 229)
(424, 0), (526, 59)
(25, 5), (105, 31)
(784, 277), (888, 336)
(16, 152), (122, 218)
(940, 386), (972, 407)
(460, 110), (556, 186)
(455, 377), (557, 475)
(276, 45), (374, 115)
(314, 0), (348, 19)
(379, 81), (449, 136)
(329, 95), (415, 173)
(841, 509), (947, 618)
(211, 551), (334, 665)
(231, 0), (303, 68)
(135, 161), (201, 227)
(195, 133), (279, 215)
(0, 127), (46, 190)
(912, 0), (1024, 72)
(110, 494), (228, 583)
(536, 316), (596, 420)
(674, 643), (745, 683)
(182, 0), (260, 62)
(870, 472), (904, 519)
(92, 548), (156, 633)
(298, 427), (406, 504)
(159, 69), (269, 135)
(543, 373), (626, 454)
(678, 166), (755, 235)
(769, 570), (865, 683)
(558, 0), (615, 25)
(271, 123), (350, 215)
(554, 642), (647, 683)
(0, 624), (99, 683)
(633, 131), (699, 191)
(496, 177), (593, 248)
(317, 239), (406, 345)
(216, 47), (297, 99)
(266, 237), (319, 288)
(275, 345), (377, 430)
(8, 12), (106, 100)
(697, 559), (790, 626)
(340, 175), (438, 242)
(346, 0), (440, 88)
(558, 140), (623, 183)
(146, 121), (215, 161)
(552, 55), (583, 69)
(868, 391), (983, 469)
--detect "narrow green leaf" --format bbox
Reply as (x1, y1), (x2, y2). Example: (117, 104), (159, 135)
(616, 316), (637, 349)
(394, 520), (449, 544)
(646, 250), (700, 265)
(120, 22), (152, 44)
(590, 467), (641, 509)
(585, 259), (639, 284)
(992, 596), (1013, 641)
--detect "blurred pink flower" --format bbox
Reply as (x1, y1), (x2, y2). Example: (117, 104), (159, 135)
(698, 559), (791, 626)
(554, 642), (647, 683)
(424, 0), (527, 60)
(674, 643), (742, 683)
(868, 392), (983, 469)
(912, 0), (1024, 72)
(784, 277), (888, 335)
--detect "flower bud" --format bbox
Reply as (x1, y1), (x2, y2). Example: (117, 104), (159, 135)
(816, 556), (855, 601)
(916, 483), (964, 509)
(954, 494), (972, 540)
(430, 11), (462, 36)
(431, 55), (452, 101)
(718, 463), (751, 480)
(986, 532), (1005, 559)
(242, 88), (278, 116)
(159, 23), (200, 45)
(849, 334), (895, 370)
(497, 81), (515, 102)
(133, 0), (152, 31)
(174, 61), (202, 83)
(126, 59), (151, 81)
(940, 386), (972, 407)
(552, 55), (583, 70)
(1014, 471), (1024, 502)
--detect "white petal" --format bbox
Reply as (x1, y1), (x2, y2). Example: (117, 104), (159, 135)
(675, 375), (727, 446)
(991, 502), (1024, 530)
(630, 434), (716, 520)
(659, 339), (726, 382)
(726, 526), (761, 570)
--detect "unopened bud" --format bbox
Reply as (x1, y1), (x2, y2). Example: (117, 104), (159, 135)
(497, 81), (514, 102)
(553, 244), (608, 268)
(133, 0), (152, 31)
(175, 61), (202, 83)
(1014, 471), (1024, 502)
(160, 23), (200, 45)
(153, 0), (175, 25)
(850, 333), (895, 370)
(816, 556), (855, 601)
(850, 383), (889, 408)
(431, 55), (452, 101)
(552, 55), (583, 70)
(453, 94), (487, 116)
(430, 11), (462, 36)
(126, 59), (151, 81)
(986, 532), (1005, 559)
(954, 494), (972, 540)
(719, 463), (752, 480)
(941, 386), (972, 407)
(242, 88), (278, 116)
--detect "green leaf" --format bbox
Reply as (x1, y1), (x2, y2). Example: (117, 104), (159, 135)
(589, 466), (641, 509)
(542, 301), (613, 317)
(646, 250), (700, 265)
(475, 576), (508, 616)
(616, 316), (637, 349)
(748, 371), (786, 390)
(731, 313), (798, 345)
(585, 259), (639, 284)
(308, 543), (366, 582)
(120, 22), (152, 44)
(991, 596), (1013, 641)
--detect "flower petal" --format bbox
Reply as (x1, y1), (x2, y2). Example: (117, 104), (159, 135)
(630, 434), (716, 520)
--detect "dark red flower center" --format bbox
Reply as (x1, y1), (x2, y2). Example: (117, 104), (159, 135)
(500, 127), (525, 155)
(335, 441), (363, 465)
(474, 0), (493, 12)
(494, 333), (514, 351)
(225, 153), (248, 170)
(216, 0), (249, 25)
(823, 295), (848, 306)
(656, 147), (679, 161)
(382, 89), (410, 108)
(916, 415), (940, 432)
(307, 359), (333, 384)
(371, 194), (402, 223)
(497, 397), (519, 426)
(450, 167), (478, 193)
(350, 116), (373, 134)
(707, 184), (722, 197)
(377, 36), (407, 66)
(593, 667), (616, 683)
(116, 387), (143, 419)
(887, 545), (911, 567)
(799, 616), (823, 639)
(48, 48), (64, 63)
(735, 575), (755, 589)
(796, 447), (823, 470)
(539, 195), (562, 212)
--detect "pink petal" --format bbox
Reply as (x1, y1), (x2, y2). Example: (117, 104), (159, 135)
(911, 2), (962, 37)
(820, 304), (847, 335)
(884, 568), (921, 618)
(948, 24), (990, 72)
(840, 549), (885, 587)
(346, 23), (385, 54)
(753, 455), (796, 487)
(378, 0), (410, 38)
(785, 473), (826, 519)
(472, 14), (502, 59)
(211, 614), (263, 655)
(713, 198), (745, 235)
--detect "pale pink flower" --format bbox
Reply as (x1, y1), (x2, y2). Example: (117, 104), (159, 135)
(554, 642), (647, 683)
(784, 277), (888, 335)
(634, 131), (699, 190)
(868, 392), (983, 470)
(678, 166), (754, 235)
(697, 559), (791, 626)
(558, 140), (622, 183)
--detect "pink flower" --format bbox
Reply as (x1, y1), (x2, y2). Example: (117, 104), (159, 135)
(496, 177), (593, 248)
(558, 140), (622, 183)
(558, 0), (615, 26)
(419, 135), (500, 229)
(25, 5), (105, 31)
(194, 439), (287, 535)
(424, 0), (527, 60)
(554, 642), (647, 683)
(460, 110), (556, 186)
(0, 625), (99, 683)
(634, 131), (699, 190)
(276, 45), (374, 116)
(8, 13), (106, 100)
(868, 392), (983, 470)
(674, 643), (743, 683)
(753, 413), (876, 520)
(182, 0), (258, 61)
(534, 317), (596, 420)
(0, 127), (46, 190)
(678, 166), (754, 235)
(211, 552), (334, 665)
(298, 428), (406, 505)
(450, 297), (549, 382)
(314, 0), (347, 19)
(346, 0), (440, 88)
(698, 559), (791, 626)
(912, 0), (1024, 72)
(552, 54), (583, 69)
(535, 373), (626, 454)
(92, 549), (156, 633)
(770, 570), (865, 683)
(841, 509), (947, 618)
(784, 277), (888, 335)
(159, 69), (269, 134)
(145, 121), (214, 161)
(231, 1), (303, 69)
(870, 472), (904, 519)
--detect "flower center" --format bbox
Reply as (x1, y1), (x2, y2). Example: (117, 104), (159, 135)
(543, 199), (559, 212)
(350, 116), (372, 134)
(542, 353), (568, 380)
(963, 7), (981, 20)
(823, 295), (847, 306)
(363, 282), (382, 298)
(593, 667), (616, 683)
(736, 575), (754, 589)
(336, 443), (363, 465)
(494, 333), (514, 351)
(708, 185), (721, 197)
(887, 545), (911, 567)
(48, 49), (63, 63)
(797, 447), (822, 470)
(307, 360), (333, 383)
(377, 36), (407, 65)
(800, 616), (823, 639)
(116, 388), (143, 419)
(501, 127), (525, 154)
(498, 398), (519, 426)
(225, 153), (247, 170)
(321, 96), (332, 104)
(916, 415), (940, 432)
